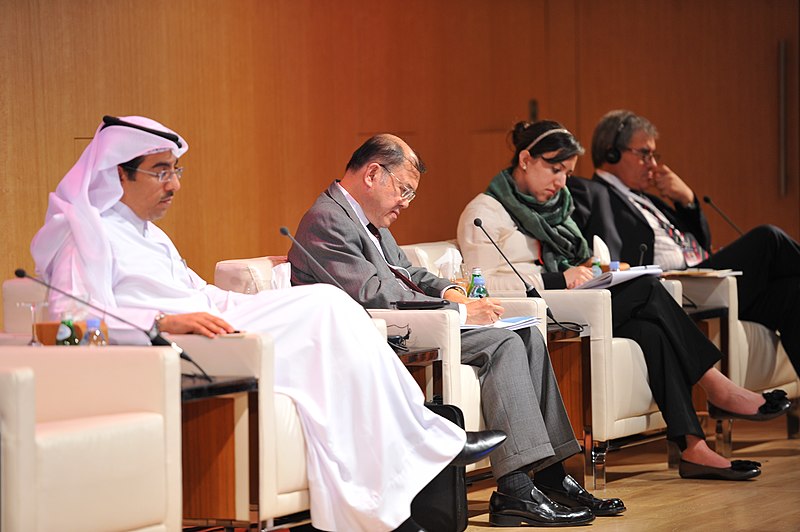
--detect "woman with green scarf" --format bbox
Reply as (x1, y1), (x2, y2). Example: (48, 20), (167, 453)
(457, 120), (789, 487)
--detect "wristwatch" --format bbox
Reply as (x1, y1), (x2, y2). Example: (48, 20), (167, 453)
(151, 312), (167, 335)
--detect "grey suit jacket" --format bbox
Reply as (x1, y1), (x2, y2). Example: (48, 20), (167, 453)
(290, 181), (458, 311)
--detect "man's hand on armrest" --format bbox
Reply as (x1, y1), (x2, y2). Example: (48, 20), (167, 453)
(158, 312), (235, 338)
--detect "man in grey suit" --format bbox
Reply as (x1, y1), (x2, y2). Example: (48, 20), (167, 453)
(290, 134), (625, 526)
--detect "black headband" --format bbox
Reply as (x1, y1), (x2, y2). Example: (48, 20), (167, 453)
(101, 115), (182, 148)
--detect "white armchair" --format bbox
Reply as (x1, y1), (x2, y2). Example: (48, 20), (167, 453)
(401, 240), (689, 489)
(1, 278), (306, 531)
(0, 345), (182, 532)
(677, 276), (800, 452)
(214, 256), (548, 475)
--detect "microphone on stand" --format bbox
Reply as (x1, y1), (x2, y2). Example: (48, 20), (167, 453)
(280, 227), (379, 316)
(14, 268), (212, 381)
(638, 243), (648, 267)
(279, 227), (348, 292)
(703, 196), (744, 236)
(472, 218), (555, 321)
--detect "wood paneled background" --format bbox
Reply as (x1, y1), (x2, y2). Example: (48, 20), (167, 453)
(2, 0), (798, 324)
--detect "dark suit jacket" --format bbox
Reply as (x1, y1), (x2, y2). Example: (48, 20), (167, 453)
(567, 174), (711, 266)
(289, 181), (458, 311)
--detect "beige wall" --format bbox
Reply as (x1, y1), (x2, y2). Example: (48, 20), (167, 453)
(2, 0), (798, 324)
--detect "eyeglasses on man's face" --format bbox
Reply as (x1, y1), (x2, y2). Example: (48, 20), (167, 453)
(122, 166), (184, 183)
(622, 147), (661, 164)
(378, 163), (416, 202)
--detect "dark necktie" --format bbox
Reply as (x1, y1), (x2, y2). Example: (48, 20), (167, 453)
(367, 223), (425, 294)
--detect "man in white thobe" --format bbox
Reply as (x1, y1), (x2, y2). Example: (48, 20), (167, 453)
(30, 116), (503, 532)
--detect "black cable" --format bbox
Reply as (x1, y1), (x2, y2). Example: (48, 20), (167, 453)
(547, 317), (585, 334)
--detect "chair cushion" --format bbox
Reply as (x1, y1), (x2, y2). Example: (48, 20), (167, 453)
(36, 412), (166, 532)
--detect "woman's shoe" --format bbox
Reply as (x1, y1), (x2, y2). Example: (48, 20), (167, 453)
(678, 459), (761, 481)
(708, 389), (791, 421)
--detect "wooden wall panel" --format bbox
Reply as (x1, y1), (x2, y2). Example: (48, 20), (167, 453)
(573, 0), (800, 247)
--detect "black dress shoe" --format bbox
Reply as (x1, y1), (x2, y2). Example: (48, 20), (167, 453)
(489, 486), (595, 527)
(678, 458), (761, 481)
(537, 474), (626, 516)
(450, 430), (507, 467)
(708, 389), (791, 421)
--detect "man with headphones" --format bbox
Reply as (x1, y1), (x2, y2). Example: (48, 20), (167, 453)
(567, 109), (800, 379)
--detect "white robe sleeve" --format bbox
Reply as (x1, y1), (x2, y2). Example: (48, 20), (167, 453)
(46, 236), (160, 330)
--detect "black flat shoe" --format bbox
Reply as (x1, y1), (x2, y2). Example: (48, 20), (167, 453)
(538, 474), (626, 516)
(708, 389), (791, 421)
(678, 459), (761, 481)
(450, 430), (507, 467)
(489, 487), (595, 527)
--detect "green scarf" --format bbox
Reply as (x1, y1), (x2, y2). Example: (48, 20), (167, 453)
(485, 169), (590, 272)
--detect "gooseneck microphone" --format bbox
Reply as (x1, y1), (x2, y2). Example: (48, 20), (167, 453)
(279, 227), (349, 292)
(14, 269), (212, 381)
(638, 243), (648, 267)
(280, 227), (379, 316)
(703, 196), (744, 236)
(472, 218), (555, 321)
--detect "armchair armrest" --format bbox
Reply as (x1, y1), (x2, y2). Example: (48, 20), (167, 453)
(494, 297), (548, 340)
(163, 332), (285, 516)
(367, 309), (462, 404)
(0, 366), (36, 531)
(676, 276), (738, 314)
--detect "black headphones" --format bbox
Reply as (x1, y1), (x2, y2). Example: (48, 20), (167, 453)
(604, 114), (632, 164)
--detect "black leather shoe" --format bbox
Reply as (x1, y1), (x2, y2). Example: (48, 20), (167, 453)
(538, 474), (626, 516)
(450, 430), (507, 467)
(678, 459), (761, 481)
(708, 390), (791, 421)
(489, 487), (595, 527)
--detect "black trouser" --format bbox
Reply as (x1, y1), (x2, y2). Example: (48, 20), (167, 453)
(699, 224), (800, 376)
(609, 275), (721, 449)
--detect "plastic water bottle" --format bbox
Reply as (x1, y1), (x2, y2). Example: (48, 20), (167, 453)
(467, 267), (481, 295)
(80, 318), (107, 346)
(468, 273), (490, 298)
(55, 316), (80, 346)
(591, 257), (602, 278)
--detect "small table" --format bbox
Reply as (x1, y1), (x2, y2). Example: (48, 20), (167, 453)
(546, 324), (592, 441)
(181, 375), (257, 526)
(397, 347), (441, 399)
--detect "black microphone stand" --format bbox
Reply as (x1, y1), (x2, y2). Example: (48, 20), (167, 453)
(472, 218), (555, 321)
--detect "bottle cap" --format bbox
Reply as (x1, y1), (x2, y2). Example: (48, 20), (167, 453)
(609, 260), (620, 271)
(86, 318), (101, 328)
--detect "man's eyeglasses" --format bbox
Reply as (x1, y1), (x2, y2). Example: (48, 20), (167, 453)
(622, 147), (661, 163)
(122, 166), (184, 183)
(379, 164), (416, 202)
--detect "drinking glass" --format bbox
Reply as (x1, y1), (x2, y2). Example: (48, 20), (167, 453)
(17, 301), (46, 346)
(449, 263), (470, 293)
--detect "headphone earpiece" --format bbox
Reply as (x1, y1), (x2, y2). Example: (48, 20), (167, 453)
(604, 115), (631, 164)
(604, 146), (622, 164)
